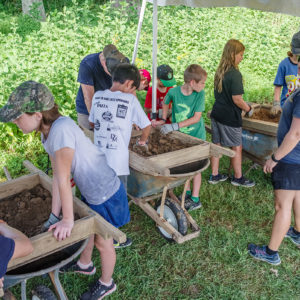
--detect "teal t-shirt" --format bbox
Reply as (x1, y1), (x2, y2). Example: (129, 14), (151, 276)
(164, 86), (206, 140)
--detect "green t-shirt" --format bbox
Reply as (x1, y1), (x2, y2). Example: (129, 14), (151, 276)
(164, 86), (206, 140)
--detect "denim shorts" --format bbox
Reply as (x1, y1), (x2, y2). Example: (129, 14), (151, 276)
(271, 161), (300, 190)
(211, 118), (242, 147)
(82, 182), (130, 228)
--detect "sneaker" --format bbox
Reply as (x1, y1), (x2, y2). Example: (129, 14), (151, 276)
(179, 194), (202, 211)
(231, 176), (255, 187)
(113, 237), (132, 249)
(80, 280), (117, 300)
(59, 260), (96, 275)
(247, 244), (281, 265)
(285, 227), (300, 246)
(208, 173), (228, 184)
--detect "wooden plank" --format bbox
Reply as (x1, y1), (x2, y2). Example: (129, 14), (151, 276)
(129, 151), (170, 176)
(93, 214), (126, 243)
(210, 143), (236, 158)
(7, 216), (95, 271)
(242, 118), (277, 136)
(0, 173), (40, 200)
(146, 143), (211, 169)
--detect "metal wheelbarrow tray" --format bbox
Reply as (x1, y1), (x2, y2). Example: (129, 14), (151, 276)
(0, 160), (126, 272)
(127, 128), (235, 243)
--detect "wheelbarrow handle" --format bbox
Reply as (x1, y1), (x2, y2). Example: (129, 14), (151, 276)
(209, 143), (236, 158)
(0, 287), (4, 297)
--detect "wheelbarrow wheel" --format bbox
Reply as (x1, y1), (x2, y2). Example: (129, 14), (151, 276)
(155, 198), (188, 241)
(32, 285), (57, 300)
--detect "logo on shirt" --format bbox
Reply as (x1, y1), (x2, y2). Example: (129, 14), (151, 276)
(94, 119), (101, 131)
(116, 104), (128, 119)
(102, 111), (113, 121)
(96, 103), (108, 108)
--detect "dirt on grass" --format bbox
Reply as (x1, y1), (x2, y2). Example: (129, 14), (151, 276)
(248, 108), (281, 123)
(129, 130), (196, 157)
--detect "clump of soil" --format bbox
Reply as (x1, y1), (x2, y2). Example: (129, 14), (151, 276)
(0, 185), (52, 237)
(129, 130), (197, 157)
(248, 108), (280, 123)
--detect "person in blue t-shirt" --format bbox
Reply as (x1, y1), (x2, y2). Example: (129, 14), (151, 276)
(0, 221), (33, 291)
(272, 31), (300, 114)
(248, 87), (300, 266)
(75, 44), (129, 130)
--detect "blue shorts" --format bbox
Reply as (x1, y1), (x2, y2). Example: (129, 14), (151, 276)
(271, 161), (300, 190)
(82, 183), (130, 228)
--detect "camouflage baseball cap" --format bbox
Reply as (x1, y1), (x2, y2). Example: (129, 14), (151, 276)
(103, 44), (129, 74)
(0, 81), (54, 123)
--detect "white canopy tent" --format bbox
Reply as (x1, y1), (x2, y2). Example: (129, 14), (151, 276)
(132, 0), (300, 118)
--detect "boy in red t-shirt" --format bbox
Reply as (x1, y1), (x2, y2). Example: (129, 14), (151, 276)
(144, 64), (176, 122)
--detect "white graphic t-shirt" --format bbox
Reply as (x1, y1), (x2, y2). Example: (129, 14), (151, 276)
(89, 90), (151, 175)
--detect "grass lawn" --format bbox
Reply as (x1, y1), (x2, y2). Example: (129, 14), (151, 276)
(0, 1), (299, 299)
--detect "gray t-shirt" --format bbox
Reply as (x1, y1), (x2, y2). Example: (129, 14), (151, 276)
(42, 116), (120, 205)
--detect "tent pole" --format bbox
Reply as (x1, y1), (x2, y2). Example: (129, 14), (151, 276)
(132, 0), (147, 64)
(151, 0), (158, 120)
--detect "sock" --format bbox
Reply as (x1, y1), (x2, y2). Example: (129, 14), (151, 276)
(77, 260), (93, 269)
(293, 227), (300, 235)
(186, 190), (192, 196)
(191, 196), (199, 203)
(266, 246), (278, 255)
(100, 279), (113, 287)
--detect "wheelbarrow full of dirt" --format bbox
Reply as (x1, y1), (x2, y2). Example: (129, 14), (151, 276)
(127, 128), (235, 243)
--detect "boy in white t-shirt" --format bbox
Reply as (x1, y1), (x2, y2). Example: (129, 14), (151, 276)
(89, 64), (151, 247)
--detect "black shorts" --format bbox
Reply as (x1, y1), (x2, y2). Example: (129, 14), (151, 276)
(271, 161), (300, 190)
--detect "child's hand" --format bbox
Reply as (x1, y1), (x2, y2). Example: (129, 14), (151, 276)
(151, 120), (164, 127)
(48, 218), (74, 241)
(160, 123), (179, 134)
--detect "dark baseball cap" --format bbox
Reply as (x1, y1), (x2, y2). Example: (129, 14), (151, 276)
(291, 31), (300, 55)
(0, 81), (54, 123)
(103, 44), (129, 74)
(157, 64), (176, 87)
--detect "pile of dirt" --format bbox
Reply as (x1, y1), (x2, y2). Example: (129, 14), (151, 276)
(0, 185), (52, 237)
(129, 130), (197, 157)
(248, 108), (280, 123)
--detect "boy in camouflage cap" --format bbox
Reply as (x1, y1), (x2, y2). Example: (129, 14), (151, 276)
(0, 81), (54, 122)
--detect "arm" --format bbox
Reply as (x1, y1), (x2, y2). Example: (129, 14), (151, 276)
(0, 223), (33, 260)
(50, 155), (61, 217)
(271, 86), (282, 115)
(81, 84), (95, 113)
(264, 117), (300, 173)
(139, 124), (151, 144)
(177, 112), (202, 128)
(48, 148), (75, 241)
(273, 85), (282, 103)
(232, 95), (251, 112)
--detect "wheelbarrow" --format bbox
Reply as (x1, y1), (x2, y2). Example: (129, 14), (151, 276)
(207, 105), (279, 174)
(127, 128), (235, 243)
(3, 239), (89, 300)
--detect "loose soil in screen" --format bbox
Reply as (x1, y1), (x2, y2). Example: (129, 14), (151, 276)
(248, 108), (281, 123)
(130, 130), (197, 157)
(0, 184), (52, 237)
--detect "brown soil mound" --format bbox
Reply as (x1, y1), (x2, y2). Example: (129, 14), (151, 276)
(0, 185), (52, 237)
(249, 108), (280, 123)
(130, 130), (196, 157)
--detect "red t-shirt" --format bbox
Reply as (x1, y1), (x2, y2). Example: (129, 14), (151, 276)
(144, 86), (172, 121)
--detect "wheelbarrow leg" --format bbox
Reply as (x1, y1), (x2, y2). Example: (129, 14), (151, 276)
(48, 270), (68, 300)
(21, 280), (27, 300)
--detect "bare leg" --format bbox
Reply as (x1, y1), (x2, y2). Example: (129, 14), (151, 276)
(231, 145), (242, 178)
(268, 190), (295, 251)
(94, 235), (116, 284)
(79, 235), (95, 264)
(211, 143), (221, 176)
(192, 173), (201, 198)
(293, 190), (300, 232)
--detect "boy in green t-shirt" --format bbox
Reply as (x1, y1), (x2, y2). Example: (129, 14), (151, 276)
(152, 64), (207, 211)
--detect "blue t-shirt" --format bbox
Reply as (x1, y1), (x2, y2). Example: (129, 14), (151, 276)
(273, 57), (298, 106)
(75, 52), (112, 115)
(277, 89), (300, 164)
(0, 235), (15, 277)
